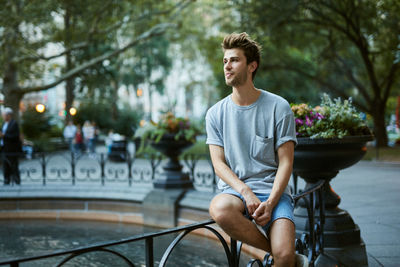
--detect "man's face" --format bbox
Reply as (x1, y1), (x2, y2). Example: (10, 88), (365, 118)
(2, 113), (10, 122)
(223, 48), (250, 87)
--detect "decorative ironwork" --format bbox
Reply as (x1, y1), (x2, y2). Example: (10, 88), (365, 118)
(2, 151), (216, 189)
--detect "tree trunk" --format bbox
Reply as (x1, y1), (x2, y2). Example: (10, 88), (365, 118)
(64, 5), (75, 124)
(111, 80), (119, 120)
(65, 76), (75, 123)
(3, 62), (24, 121)
(371, 103), (388, 147)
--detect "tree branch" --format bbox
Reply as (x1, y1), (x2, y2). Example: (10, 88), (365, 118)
(329, 46), (372, 105)
(13, 42), (90, 63)
(292, 2), (382, 103)
(20, 23), (176, 94)
(264, 63), (370, 111)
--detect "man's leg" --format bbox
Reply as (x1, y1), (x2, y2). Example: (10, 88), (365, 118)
(12, 157), (20, 185)
(269, 218), (296, 267)
(209, 193), (271, 252)
(3, 156), (11, 185)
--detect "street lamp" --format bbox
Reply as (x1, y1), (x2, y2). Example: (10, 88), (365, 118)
(137, 88), (143, 97)
(35, 104), (45, 113)
(69, 107), (77, 116)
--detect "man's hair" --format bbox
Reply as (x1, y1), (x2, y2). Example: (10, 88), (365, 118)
(222, 32), (262, 79)
(2, 107), (13, 115)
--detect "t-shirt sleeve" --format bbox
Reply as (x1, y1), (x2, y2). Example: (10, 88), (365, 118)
(275, 112), (298, 149)
(205, 109), (224, 147)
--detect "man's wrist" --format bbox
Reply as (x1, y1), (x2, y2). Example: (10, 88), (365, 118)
(265, 198), (277, 208)
(239, 185), (252, 197)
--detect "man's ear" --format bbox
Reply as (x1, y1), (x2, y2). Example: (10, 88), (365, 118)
(248, 61), (258, 73)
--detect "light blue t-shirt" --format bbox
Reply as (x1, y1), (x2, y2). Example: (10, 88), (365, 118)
(205, 90), (297, 195)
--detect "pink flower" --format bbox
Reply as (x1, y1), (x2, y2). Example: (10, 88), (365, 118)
(305, 116), (313, 126)
(295, 118), (304, 125)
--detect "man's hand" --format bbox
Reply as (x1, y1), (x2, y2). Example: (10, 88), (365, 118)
(252, 201), (273, 226)
(241, 188), (261, 215)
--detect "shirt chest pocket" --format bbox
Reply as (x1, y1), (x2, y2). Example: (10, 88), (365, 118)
(251, 135), (276, 165)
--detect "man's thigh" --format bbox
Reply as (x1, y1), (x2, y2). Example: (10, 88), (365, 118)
(210, 193), (245, 216)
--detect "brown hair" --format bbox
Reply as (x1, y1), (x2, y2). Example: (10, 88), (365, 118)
(222, 32), (261, 79)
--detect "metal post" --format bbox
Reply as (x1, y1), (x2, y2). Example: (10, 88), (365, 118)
(230, 238), (238, 267)
(100, 153), (105, 186)
(71, 152), (75, 185)
(145, 237), (154, 267)
(127, 155), (133, 187)
(41, 153), (46, 186)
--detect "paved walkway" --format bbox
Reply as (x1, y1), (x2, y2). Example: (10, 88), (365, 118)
(1, 159), (399, 266)
(296, 160), (400, 267)
(330, 161), (400, 267)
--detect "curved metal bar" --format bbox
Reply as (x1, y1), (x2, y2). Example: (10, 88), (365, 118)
(235, 240), (243, 266)
(246, 258), (263, 267)
(292, 179), (325, 201)
(159, 224), (234, 267)
(55, 247), (135, 267)
(293, 181), (328, 266)
(297, 193), (315, 263)
(318, 183), (326, 254)
(263, 252), (274, 267)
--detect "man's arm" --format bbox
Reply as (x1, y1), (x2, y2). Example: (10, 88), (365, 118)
(252, 141), (295, 225)
(209, 144), (261, 214)
(4, 122), (20, 140)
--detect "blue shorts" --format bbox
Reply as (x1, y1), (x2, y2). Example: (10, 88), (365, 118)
(220, 188), (295, 236)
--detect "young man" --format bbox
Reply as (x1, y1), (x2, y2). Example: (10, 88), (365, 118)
(206, 32), (306, 267)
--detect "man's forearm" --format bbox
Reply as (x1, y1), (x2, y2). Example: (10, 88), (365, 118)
(213, 160), (251, 195)
(266, 161), (292, 207)
(266, 141), (295, 207)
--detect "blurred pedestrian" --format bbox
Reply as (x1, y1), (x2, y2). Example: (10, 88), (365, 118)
(73, 125), (85, 156)
(0, 107), (22, 185)
(63, 120), (77, 153)
(82, 121), (95, 157)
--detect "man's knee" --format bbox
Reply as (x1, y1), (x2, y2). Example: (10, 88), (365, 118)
(209, 198), (229, 223)
(209, 195), (242, 225)
(273, 248), (295, 266)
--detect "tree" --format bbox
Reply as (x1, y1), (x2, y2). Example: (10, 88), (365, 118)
(231, 0), (400, 147)
(0, 0), (191, 121)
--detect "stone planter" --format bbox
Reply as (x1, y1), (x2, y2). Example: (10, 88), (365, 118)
(293, 135), (374, 266)
(150, 134), (194, 189)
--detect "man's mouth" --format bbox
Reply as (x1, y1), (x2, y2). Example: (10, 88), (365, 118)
(225, 72), (233, 78)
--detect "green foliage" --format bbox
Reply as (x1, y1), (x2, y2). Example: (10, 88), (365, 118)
(292, 94), (371, 138)
(113, 108), (143, 138)
(74, 101), (142, 137)
(21, 106), (52, 139)
(73, 102), (114, 130)
(134, 112), (203, 153)
(209, 0), (400, 146)
(181, 139), (208, 156)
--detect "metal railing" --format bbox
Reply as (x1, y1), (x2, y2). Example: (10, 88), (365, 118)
(0, 179), (326, 267)
(1, 151), (217, 191)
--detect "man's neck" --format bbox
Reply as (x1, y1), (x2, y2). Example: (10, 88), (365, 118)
(231, 83), (261, 106)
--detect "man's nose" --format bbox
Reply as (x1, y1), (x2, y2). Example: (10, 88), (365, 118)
(225, 61), (232, 70)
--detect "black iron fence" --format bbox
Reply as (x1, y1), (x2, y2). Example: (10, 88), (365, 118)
(0, 180), (326, 267)
(0, 151), (217, 191)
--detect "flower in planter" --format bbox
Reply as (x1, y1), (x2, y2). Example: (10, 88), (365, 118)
(291, 94), (372, 138)
(134, 112), (202, 145)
